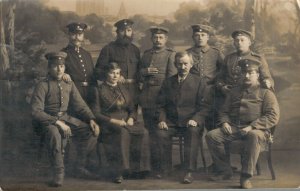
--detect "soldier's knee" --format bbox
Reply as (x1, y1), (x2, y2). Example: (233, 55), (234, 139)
(246, 130), (264, 142)
(156, 130), (168, 140)
(46, 125), (61, 138)
(187, 126), (200, 134)
(205, 129), (215, 141)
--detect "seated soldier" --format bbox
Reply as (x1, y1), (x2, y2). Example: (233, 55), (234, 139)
(31, 52), (100, 187)
(206, 58), (280, 189)
(156, 51), (211, 183)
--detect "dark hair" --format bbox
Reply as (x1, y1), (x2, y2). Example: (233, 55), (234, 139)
(104, 62), (121, 79)
(174, 51), (193, 64)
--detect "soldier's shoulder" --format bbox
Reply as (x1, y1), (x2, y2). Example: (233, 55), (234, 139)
(143, 48), (153, 54)
(165, 47), (175, 52)
(211, 46), (222, 53)
(259, 86), (273, 95)
(130, 43), (140, 51)
(35, 78), (49, 89)
(226, 51), (237, 57)
(61, 47), (68, 52)
(103, 41), (116, 49)
(186, 47), (194, 52)
(250, 51), (264, 58)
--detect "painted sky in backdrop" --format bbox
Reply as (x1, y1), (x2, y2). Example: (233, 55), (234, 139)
(45, 0), (206, 16)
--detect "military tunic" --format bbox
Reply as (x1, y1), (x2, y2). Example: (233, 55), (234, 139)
(206, 84), (280, 176)
(95, 40), (141, 81)
(217, 51), (274, 91)
(138, 47), (176, 171)
(139, 47), (176, 108)
(62, 45), (96, 104)
(187, 45), (225, 130)
(31, 77), (97, 172)
(187, 45), (224, 84)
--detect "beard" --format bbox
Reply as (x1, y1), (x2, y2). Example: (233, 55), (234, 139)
(117, 35), (133, 45)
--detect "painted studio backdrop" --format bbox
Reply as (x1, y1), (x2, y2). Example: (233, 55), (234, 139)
(0, 0), (300, 190)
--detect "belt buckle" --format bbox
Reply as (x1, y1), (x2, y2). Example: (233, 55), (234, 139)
(82, 82), (88, 86)
(57, 112), (64, 117)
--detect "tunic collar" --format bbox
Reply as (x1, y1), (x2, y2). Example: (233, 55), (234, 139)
(193, 45), (210, 53)
(151, 47), (166, 53)
(242, 83), (260, 93)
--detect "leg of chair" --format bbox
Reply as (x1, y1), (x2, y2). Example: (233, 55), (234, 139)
(179, 136), (184, 166)
(267, 144), (276, 180)
(199, 134), (207, 173)
(256, 156), (261, 176)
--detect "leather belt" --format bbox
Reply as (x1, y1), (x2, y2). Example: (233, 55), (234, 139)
(47, 111), (66, 117)
(78, 81), (89, 87)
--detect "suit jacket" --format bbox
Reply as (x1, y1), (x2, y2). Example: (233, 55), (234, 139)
(156, 73), (212, 127)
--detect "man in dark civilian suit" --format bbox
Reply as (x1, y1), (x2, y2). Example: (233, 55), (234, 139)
(156, 51), (212, 183)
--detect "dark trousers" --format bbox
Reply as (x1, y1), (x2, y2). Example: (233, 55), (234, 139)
(102, 123), (151, 174)
(206, 127), (266, 176)
(142, 108), (161, 172)
(156, 126), (202, 172)
(44, 122), (97, 173)
(205, 86), (224, 131)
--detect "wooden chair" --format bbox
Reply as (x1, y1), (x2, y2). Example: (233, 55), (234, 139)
(227, 126), (276, 180)
(173, 128), (207, 172)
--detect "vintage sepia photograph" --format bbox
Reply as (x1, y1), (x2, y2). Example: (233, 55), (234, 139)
(0, 0), (300, 190)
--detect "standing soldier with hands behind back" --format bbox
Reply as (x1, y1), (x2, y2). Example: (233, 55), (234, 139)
(31, 52), (100, 187)
(139, 26), (177, 176)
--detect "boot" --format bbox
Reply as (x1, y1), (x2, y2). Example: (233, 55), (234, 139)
(50, 168), (64, 187)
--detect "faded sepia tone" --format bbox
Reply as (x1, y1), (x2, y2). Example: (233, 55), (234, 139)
(0, 0), (299, 190)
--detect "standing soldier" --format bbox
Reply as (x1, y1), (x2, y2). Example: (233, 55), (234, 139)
(217, 29), (274, 95)
(62, 22), (96, 105)
(186, 24), (224, 131)
(31, 52), (100, 187)
(94, 19), (140, 103)
(139, 26), (177, 176)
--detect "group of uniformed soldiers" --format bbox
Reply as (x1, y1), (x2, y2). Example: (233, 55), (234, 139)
(30, 18), (280, 189)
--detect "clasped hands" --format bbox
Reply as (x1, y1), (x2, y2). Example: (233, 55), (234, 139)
(110, 117), (134, 127)
(221, 122), (252, 136)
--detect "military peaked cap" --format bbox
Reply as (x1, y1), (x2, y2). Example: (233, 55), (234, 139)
(238, 57), (261, 72)
(231, 29), (253, 40)
(114, 19), (134, 30)
(149, 26), (169, 34)
(45, 51), (67, 66)
(66, 22), (87, 34)
(191, 24), (213, 34)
